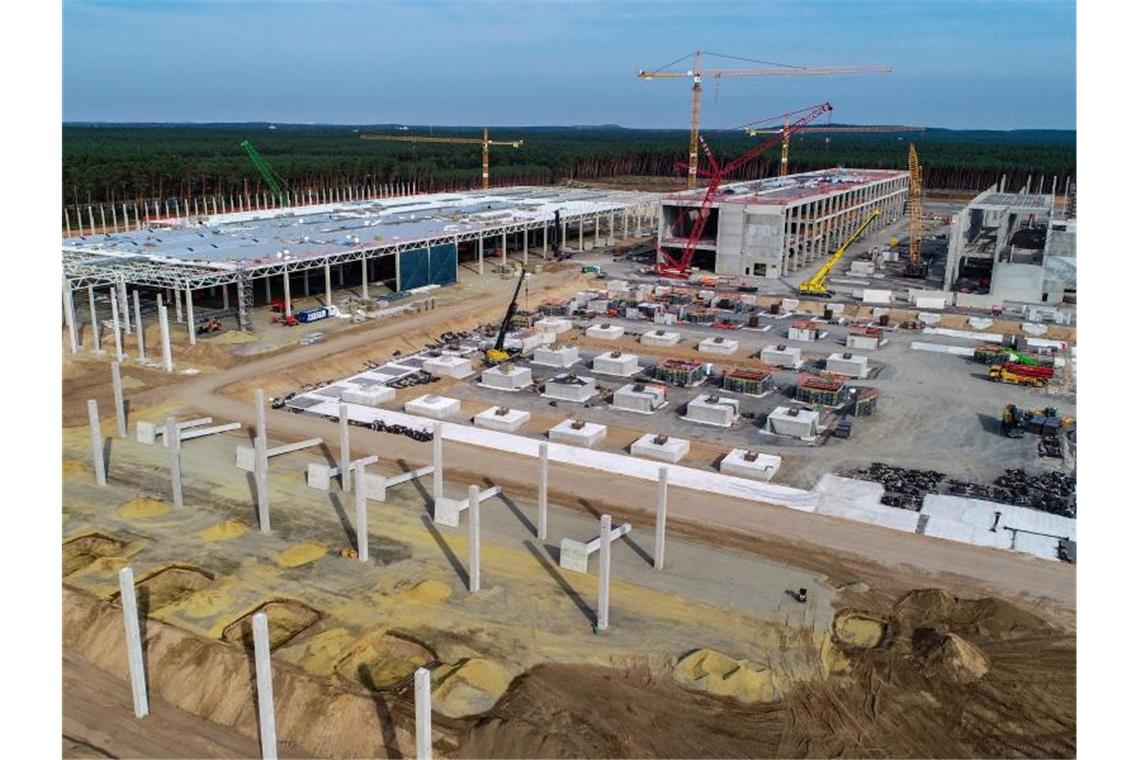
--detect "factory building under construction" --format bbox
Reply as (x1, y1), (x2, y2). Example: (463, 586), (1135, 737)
(656, 168), (908, 279)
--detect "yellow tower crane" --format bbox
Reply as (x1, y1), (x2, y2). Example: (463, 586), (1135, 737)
(637, 51), (891, 188)
(360, 128), (523, 190)
(903, 142), (928, 278)
(740, 123), (926, 176)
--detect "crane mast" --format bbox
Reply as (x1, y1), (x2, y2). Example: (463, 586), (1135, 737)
(360, 128), (523, 190)
(904, 143), (928, 277)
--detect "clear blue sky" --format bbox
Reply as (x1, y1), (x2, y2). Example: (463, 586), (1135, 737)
(63, 0), (1075, 130)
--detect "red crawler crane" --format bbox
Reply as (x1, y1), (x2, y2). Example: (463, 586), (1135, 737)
(656, 101), (833, 278)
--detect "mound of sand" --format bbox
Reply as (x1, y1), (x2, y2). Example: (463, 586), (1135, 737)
(198, 520), (250, 542)
(403, 579), (453, 604)
(833, 610), (887, 649)
(915, 630), (990, 684)
(275, 541), (328, 568)
(672, 649), (780, 704)
(432, 658), (512, 718)
(117, 497), (170, 520)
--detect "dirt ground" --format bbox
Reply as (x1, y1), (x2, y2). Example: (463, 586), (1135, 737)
(62, 261), (1076, 758)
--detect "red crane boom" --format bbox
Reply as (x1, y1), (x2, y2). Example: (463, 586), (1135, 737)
(657, 101), (833, 277)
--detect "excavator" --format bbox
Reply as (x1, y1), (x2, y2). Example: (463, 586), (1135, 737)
(485, 266), (528, 364)
(799, 209), (881, 297)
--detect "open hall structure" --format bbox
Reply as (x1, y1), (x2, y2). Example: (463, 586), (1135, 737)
(61, 186), (659, 341)
(656, 168), (908, 279)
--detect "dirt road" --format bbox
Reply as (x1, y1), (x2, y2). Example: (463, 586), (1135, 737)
(126, 288), (1075, 611)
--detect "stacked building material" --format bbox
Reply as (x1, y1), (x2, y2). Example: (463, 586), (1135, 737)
(652, 358), (706, 387)
(682, 306), (715, 325)
(846, 326), (884, 350)
(795, 373), (847, 406)
(538, 299), (570, 316)
(722, 367), (774, 396)
(788, 320), (822, 342)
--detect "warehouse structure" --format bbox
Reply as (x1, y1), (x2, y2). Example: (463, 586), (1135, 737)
(943, 183), (1076, 304)
(61, 186), (658, 339)
(656, 168), (908, 279)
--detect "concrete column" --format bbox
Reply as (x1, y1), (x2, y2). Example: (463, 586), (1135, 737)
(542, 225), (548, 259)
(623, 209), (629, 240)
(608, 211), (615, 245)
(254, 388), (267, 443)
(159, 301), (173, 373)
(522, 228), (528, 266)
(478, 237), (484, 275)
(265, 276), (272, 303)
(468, 484), (481, 593)
(562, 221), (568, 251)
(87, 286), (101, 353)
(594, 215), (601, 247)
(88, 399), (106, 486)
(654, 466), (668, 570)
(63, 280), (78, 353)
(186, 288), (196, 345)
(355, 460), (369, 562)
(174, 286), (183, 323)
(167, 416), (182, 508)
(414, 667), (432, 760)
(111, 362), (127, 438)
(117, 567), (149, 718)
(339, 403), (351, 492)
(432, 423), (443, 503)
(223, 283), (230, 311)
(255, 433), (270, 533)
(597, 513), (611, 631)
(361, 257), (369, 300)
(501, 230), (507, 265)
(636, 210), (642, 237)
(324, 262), (333, 306)
(119, 281), (131, 335)
(282, 273), (291, 317)
(537, 443), (548, 541)
(252, 612), (278, 760)
(578, 220), (584, 251)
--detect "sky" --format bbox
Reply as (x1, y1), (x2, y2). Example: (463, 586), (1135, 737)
(62, 0), (1076, 130)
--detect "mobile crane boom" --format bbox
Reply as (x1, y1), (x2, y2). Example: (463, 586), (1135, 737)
(486, 267), (528, 364)
(240, 140), (288, 205)
(799, 209), (881, 296)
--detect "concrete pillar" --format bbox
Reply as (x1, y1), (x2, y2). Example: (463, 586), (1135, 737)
(355, 460), (369, 562)
(252, 612), (278, 760)
(265, 276), (272, 304)
(594, 215), (601, 248)
(282, 273), (291, 318)
(542, 224), (548, 258)
(186, 288), (196, 345)
(623, 209), (629, 240)
(222, 283), (230, 311)
(636, 211), (642, 237)
(87, 286), (101, 353)
(414, 667), (432, 760)
(654, 466), (668, 570)
(88, 399), (106, 486)
(501, 230), (507, 265)
(63, 280), (78, 353)
(478, 237), (484, 275)
(537, 443), (548, 541)
(174, 286), (183, 323)
(578, 220), (584, 251)
(361, 257), (369, 300)
(119, 281), (131, 335)
(167, 416), (182, 508)
(111, 361), (127, 438)
(255, 433), (270, 533)
(432, 423), (443, 503)
(339, 403), (351, 492)
(561, 220), (568, 252)
(608, 211), (615, 245)
(597, 513), (611, 631)
(522, 228), (528, 266)
(159, 301), (173, 373)
(117, 567), (150, 718)
(324, 262), (333, 306)
(468, 484), (481, 593)
(254, 388), (267, 443)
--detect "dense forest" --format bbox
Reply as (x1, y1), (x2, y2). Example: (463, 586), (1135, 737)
(62, 122), (1075, 211)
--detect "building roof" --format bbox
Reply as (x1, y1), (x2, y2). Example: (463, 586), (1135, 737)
(662, 167), (907, 208)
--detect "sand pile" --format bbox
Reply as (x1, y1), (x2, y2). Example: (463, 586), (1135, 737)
(432, 658), (512, 718)
(275, 541), (328, 568)
(914, 630), (990, 684)
(672, 648), (780, 704)
(198, 519), (250, 542)
(117, 497), (170, 520)
(833, 610), (887, 648)
(403, 579), (453, 604)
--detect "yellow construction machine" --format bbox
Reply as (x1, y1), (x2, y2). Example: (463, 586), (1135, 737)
(485, 266), (527, 364)
(799, 209), (881, 297)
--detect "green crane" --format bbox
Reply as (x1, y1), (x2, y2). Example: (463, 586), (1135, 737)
(240, 140), (288, 205)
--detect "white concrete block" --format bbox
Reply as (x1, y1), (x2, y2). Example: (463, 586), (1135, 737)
(917, 312), (941, 325)
(760, 345), (802, 368)
(585, 323), (624, 340)
(915, 296), (947, 310)
(405, 394), (462, 420)
(862, 288), (893, 305)
(630, 433), (690, 463)
(422, 354), (475, 379)
(592, 351), (640, 377)
(767, 406), (820, 439)
(480, 364), (533, 391)
(542, 373), (597, 402)
(826, 352), (871, 378)
(845, 332), (881, 351)
(533, 345), (579, 368)
(559, 522), (631, 574)
(641, 329), (681, 347)
(780, 298), (800, 312)
(307, 462), (334, 490)
(698, 336), (739, 355)
(534, 317), (573, 335)
(612, 383), (667, 414)
(788, 323), (820, 342)
(653, 312), (677, 326)
(474, 406), (532, 432)
(343, 384), (396, 406)
(719, 449), (781, 481)
(549, 419), (607, 447)
(684, 394), (740, 427)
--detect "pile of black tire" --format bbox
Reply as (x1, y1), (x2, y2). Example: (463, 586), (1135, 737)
(367, 419), (432, 442)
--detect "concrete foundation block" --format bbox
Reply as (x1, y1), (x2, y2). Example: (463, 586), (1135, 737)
(592, 351), (640, 377)
(630, 433), (690, 463)
(480, 364), (533, 391)
(533, 345), (579, 368)
(422, 354), (475, 379)
(534, 317), (572, 335)
(585, 324), (624, 341)
(640, 329), (681, 347)
(542, 373), (597, 403)
(826, 352), (871, 378)
(760, 345), (803, 368)
(698, 336), (739, 355)
(720, 448), (781, 481)
(766, 407), (820, 439)
(343, 384), (396, 406)
(307, 462), (335, 491)
(405, 394), (462, 420)
(612, 383), (667, 414)
(683, 394), (740, 427)
(474, 406), (532, 432)
(549, 419), (607, 447)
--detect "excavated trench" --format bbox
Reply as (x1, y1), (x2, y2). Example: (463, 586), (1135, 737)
(221, 599), (323, 652)
(63, 533), (128, 577)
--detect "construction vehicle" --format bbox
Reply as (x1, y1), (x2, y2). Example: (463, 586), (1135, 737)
(1001, 403), (1027, 438)
(636, 50), (890, 189)
(798, 208), (881, 297)
(902, 143), (927, 278)
(271, 313), (300, 327)
(655, 101), (834, 278)
(741, 123), (925, 177)
(360, 128), (522, 190)
(196, 318), (222, 335)
(485, 267), (528, 364)
(240, 140), (288, 205)
(988, 363), (1052, 387)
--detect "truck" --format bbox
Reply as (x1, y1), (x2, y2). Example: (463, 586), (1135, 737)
(988, 363), (1053, 388)
(297, 306), (331, 324)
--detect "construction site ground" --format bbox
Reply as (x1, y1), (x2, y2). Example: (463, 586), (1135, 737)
(62, 260), (1075, 758)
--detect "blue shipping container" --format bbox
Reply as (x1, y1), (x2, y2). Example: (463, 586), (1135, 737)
(297, 307), (329, 323)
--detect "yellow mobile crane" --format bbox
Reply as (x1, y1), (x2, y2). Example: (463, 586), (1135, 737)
(799, 209), (881, 297)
